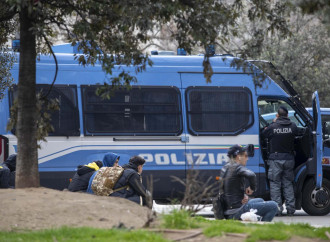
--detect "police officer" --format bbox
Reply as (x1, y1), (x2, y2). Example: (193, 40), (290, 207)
(263, 106), (298, 216)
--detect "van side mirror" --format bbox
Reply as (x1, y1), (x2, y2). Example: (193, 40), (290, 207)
(246, 144), (255, 157)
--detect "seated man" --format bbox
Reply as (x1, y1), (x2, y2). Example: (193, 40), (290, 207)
(223, 145), (278, 222)
(68, 160), (103, 192)
(110, 156), (151, 208)
(86, 152), (120, 194)
(0, 154), (16, 188)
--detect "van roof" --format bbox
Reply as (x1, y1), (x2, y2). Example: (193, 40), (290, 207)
(12, 52), (253, 75)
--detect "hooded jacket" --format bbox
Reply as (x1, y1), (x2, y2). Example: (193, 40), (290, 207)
(110, 163), (148, 205)
(0, 154), (17, 188)
(0, 164), (11, 188)
(86, 152), (120, 194)
(68, 161), (102, 192)
(3, 154), (16, 172)
(263, 117), (298, 160)
(102, 153), (120, 167)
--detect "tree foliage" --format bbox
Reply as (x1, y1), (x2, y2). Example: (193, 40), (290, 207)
(297, 0), (330, 28)
(215, 3), (329, 106)
(259, 11), (330, 106)
(0, 2), (15, 100)
(0, 51), (15, 100)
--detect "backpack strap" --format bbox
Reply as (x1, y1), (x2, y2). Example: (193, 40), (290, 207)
(111, 185), (129, 193)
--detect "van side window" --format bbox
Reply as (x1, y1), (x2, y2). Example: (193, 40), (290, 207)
(186, 87), (254, 135)
(81, 86), (182, 135)
(9, 85), (80, 136)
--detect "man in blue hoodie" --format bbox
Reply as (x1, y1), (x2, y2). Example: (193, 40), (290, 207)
(86, 152), (120, 194)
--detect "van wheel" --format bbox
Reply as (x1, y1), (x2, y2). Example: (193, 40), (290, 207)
(302, 178), (330, 216)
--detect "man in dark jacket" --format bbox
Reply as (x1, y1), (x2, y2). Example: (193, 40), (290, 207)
(0, 154), (16, 188)
(110, 156), (151, 208)
(263, 106), (298, 216)
(68, 160), (103, 192)
(223, 145), (278, 221)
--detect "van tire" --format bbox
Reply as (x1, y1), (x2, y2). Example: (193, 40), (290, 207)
(302, 178), (330, 216)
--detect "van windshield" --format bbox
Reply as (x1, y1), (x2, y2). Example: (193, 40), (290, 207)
(258, 99), (305, 128)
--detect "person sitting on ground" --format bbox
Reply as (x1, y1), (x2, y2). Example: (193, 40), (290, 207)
(223, 145), (278, 222)
(86, 152), (120, 194)
(110, 156), (152, 208)
(0, 154), (16, 189)
(68, 160), (103, 192)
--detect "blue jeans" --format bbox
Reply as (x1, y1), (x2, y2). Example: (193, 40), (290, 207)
(229, 198), (278, 222)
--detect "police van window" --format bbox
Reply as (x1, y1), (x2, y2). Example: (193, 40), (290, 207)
(186, 87), (254, 135)
(81, 86), (182, 135)
(258, 99), (305, 128)
(9, 85), (80, 136)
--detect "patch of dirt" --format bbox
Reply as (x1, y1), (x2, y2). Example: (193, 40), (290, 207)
(0, 187), (153, 231)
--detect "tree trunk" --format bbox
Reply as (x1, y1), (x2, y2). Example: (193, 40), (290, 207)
(16, 5), (39, 187)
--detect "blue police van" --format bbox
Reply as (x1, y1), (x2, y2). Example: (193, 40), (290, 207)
(0, 44), (329, 215)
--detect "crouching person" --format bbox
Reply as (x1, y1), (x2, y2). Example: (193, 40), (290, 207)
(0, 154), (16, 189)
(110, 156), (152, 208)
(223, 145), (278, 222)
(86, 152), (120, 194)
(68, 160), (103, 192)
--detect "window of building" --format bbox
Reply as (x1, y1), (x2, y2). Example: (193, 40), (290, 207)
(186, 87), (254, 135)
(81, 86), (182, 135)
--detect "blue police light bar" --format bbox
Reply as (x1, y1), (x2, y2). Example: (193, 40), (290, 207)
(12, 39), (20, 52)
(206, 45), (215, 56)
(177, 48), (186, 56)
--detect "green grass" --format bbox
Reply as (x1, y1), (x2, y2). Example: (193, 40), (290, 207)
(0, 227), (169, 242)
(161, 209), (200, 229)
(204, 220), (330, 241)
(162, 210), (330, 241)
(1, 211), (330, 242)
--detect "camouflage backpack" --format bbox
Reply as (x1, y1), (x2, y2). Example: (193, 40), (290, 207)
(91, 166), (127, 196)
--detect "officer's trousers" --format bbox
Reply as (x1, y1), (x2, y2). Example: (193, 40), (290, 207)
(267, 159), (295, 214)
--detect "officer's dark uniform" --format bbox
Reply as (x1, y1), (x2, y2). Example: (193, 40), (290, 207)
(263, 115), (298, 214)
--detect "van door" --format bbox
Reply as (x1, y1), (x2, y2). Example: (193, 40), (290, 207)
(181, 73), (258, 198)
(312, 91), (323, 188)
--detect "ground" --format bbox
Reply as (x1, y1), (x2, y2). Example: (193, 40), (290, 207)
(0, 188), (328, 242)
(0, 187), (153, 231)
